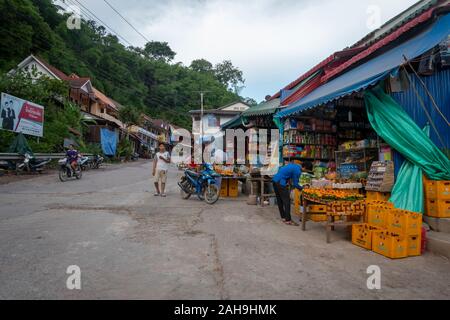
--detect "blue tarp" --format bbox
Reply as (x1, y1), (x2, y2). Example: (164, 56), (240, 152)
(100, 128), (117, 156)
(275, 13), (450, 119)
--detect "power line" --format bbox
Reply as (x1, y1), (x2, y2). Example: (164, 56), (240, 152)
(102, 0), (150, 43)
(69, 0), (134, 47)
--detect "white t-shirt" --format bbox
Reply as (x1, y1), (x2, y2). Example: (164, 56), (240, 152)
(156, 151), (170, 171)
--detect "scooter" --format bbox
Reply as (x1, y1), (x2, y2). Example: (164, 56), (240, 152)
(178, 164), (221, 205)
(91, 155), (104, 169)
(16, 153), (52, 174)
(58, 157), (82, 182)
(79, 155), (91, 171)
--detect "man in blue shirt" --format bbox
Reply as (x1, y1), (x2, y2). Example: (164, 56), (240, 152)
(272, 161), (304, 226)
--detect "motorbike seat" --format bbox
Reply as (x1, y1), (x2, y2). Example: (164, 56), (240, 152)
(186, 170), (200, 179)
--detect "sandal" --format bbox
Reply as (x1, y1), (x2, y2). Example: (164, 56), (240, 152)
(285, 221), (299, 226)
(154, 193), (160, 196)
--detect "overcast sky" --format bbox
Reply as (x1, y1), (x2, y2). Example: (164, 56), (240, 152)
(67, 0), (418, 102)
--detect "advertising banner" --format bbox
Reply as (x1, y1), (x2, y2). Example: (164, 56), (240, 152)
(0, 92), (45, 137)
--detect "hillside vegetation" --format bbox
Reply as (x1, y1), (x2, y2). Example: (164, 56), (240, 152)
(0, 0), (254, 129)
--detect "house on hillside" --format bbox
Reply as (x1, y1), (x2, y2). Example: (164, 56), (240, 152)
(189, 101), (250, 137)
(9, 55), (127, 154)
(130, 115), (173, 157)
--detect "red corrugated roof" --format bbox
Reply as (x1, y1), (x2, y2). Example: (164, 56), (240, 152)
(92, 87), (117, 110)
(322, 7), (436, 82)
(281, 75), (323, 106)
(270, 47), (364, 100)
(36, 56), (69, 80)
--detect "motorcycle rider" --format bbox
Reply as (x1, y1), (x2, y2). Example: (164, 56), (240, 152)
(66, 144), (79, 172)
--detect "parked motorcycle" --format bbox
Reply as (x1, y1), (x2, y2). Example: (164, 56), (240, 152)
(58, 157), (82, 182)
(16, 153), (52, 174)
(178, 164), (221, 205)
(91, 155), (104, 169)
(131, 152), (139, 161)
(79, 155), (91, 171)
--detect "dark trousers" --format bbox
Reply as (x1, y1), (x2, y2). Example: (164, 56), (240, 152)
(273, 182), (291, 222)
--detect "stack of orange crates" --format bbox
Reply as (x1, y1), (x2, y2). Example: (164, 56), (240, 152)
(352, 201), (422, 259)
(227, 179), (239, 198)
(424, 176), (450, 218)
(220, 180), (229, 197)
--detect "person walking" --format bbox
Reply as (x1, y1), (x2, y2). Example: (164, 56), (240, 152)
(153, 143), (171, 197)
(272, 161), (304, 226)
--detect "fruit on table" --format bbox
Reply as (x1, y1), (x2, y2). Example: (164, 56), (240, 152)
(303, 188), (364, 201)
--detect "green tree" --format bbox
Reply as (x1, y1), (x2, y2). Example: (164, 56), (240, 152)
(144, 41), (176, 62)
(190, 59), (213, 74)
(214, 60), (245, 92)
(0, 0), (252, 131)
(118, 105), (141, 139)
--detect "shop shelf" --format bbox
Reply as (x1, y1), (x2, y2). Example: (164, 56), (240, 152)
(372, 231), (408, 259)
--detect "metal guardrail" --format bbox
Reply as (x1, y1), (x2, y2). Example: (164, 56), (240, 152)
(0, 153), (93, 160)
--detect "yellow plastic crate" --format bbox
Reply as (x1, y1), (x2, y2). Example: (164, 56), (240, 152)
(220, 179), (228, 197)
(386, 209), (422, 235)
(372, 231), (408, 259)
(424, 177), (450, 200)
(293, 189), (302, 216)
(307, 204), (327, 213)
(352, 224), (381, 250)
(228, 179), (239, 198)
(407, 234), (422, 257)
(366, 205), (390, 228)
(309, 214), (327, 222)
(366, 191), (391, 202)
(426, 199), (450, 218)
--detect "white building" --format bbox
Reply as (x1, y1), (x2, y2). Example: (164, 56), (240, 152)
(189, 101), (250, 137)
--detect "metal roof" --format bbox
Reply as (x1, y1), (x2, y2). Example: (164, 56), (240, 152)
(243, 98), (281, 117)
(276, 13), (450, 119)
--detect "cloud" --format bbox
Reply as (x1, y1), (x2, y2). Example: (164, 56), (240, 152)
(79, 0), (418, 102)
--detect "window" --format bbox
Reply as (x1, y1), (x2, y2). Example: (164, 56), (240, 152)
(207, 115), (219, 128)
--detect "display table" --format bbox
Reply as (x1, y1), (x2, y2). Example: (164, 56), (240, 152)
(301, 193), (365, 243)
(248, 176), (275, 207)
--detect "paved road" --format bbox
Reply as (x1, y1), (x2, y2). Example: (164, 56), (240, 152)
(0, 161), (449, 300)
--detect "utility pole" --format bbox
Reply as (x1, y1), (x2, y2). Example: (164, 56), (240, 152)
(196, 90), (210, 143)
(200, 92), (204, 143)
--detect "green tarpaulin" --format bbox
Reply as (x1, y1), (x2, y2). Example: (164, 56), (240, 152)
(365, 86), (450, 213)
(389, 126), (429, 213)
(8, 133), (33, 156)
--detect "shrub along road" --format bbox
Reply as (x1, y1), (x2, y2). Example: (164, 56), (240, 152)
(0, 160), (449, 299)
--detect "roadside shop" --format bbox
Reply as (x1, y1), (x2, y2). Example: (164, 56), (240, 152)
(272, 11), (450, 258)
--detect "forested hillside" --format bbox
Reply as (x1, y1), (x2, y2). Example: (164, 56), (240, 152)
(0, 0), (253, 128)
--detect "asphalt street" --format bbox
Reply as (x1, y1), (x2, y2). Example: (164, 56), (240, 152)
(0, 160), (449, 299)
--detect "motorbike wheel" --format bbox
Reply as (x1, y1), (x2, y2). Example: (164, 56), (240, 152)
(180, 189), (192, 200)
(203, 184), (220, 205)
(59, 168), (68, 182)
(75, 168), (82, 180)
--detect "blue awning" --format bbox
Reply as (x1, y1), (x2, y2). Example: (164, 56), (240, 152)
(276, 13), (450, 119)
